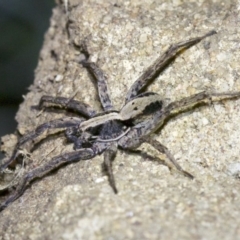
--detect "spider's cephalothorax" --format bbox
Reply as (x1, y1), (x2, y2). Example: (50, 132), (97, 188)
(1, 30), (240, 211)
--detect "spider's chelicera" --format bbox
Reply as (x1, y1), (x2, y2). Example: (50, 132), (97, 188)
(1, 30), (240, 211)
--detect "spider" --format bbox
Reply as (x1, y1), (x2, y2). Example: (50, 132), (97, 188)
(1, 30), (240, 212)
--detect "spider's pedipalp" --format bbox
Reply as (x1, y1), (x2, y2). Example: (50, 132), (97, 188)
(0, 117), (82, 172)
(125, 30), (217, 102)
(0, 148), (95, 212)
(39, 95), (97, 118)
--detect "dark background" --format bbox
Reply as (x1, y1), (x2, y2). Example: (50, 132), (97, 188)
(0, 0), (54, 139)
(0, 0), (54, 158)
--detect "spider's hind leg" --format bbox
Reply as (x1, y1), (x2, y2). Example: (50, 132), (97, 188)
(140, 91), (240, 178)
(125, 30), (217, 102)
(80, 40), (114, 112)
(164, 91), (240, 117)
(143, 90), (240, 138)
(0, 117), (82, 172)
(143, 136), (194, 179)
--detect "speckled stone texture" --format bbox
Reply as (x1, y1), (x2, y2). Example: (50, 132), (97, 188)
(1, 0), (240, 239)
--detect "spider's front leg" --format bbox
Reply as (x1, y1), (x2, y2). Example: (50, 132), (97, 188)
(0, 117), (82, 172)
(39, 95), (96, 118)
(0, 148), (95, 212)
(80, 40), (114, 112)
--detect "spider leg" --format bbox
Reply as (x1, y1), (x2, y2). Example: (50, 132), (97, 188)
(39, 95), (97, 118)
(138, 90), (240, 136)
(80, 41), (114, 111)
(0, 117), (82, 171)
(119, 134), (193, 179)
(103, 143), (118, 193)
(119, 90), (240, 177)
(143, 136), (194, 179)
(164, 90), (240, 125)
(0, 148), (95, 212)
(125, 30), (217, 102)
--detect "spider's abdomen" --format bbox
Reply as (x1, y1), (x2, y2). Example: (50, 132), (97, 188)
(120, 92), (163, 120)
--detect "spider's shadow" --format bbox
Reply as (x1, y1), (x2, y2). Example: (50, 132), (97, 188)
(155, 101), (218, 135)
(126, 149), (168, 167)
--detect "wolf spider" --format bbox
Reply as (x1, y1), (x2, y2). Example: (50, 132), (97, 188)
(1, 30), (240, 211)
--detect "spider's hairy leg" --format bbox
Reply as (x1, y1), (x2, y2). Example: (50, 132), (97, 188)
(80, 40), (114, 111)
(103, 143), (118, 193)
(0, 117), (82, 172)
(118, 132), (193, 179)
(39, 95), (97, 118)
(140, 90), (240, 136)
(125, 30), (217, 102)
(119, 90), (240, 179)
(0, 148), (95, 212)
(164, 90), (240, 121)
(143, 136), (194, 179)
